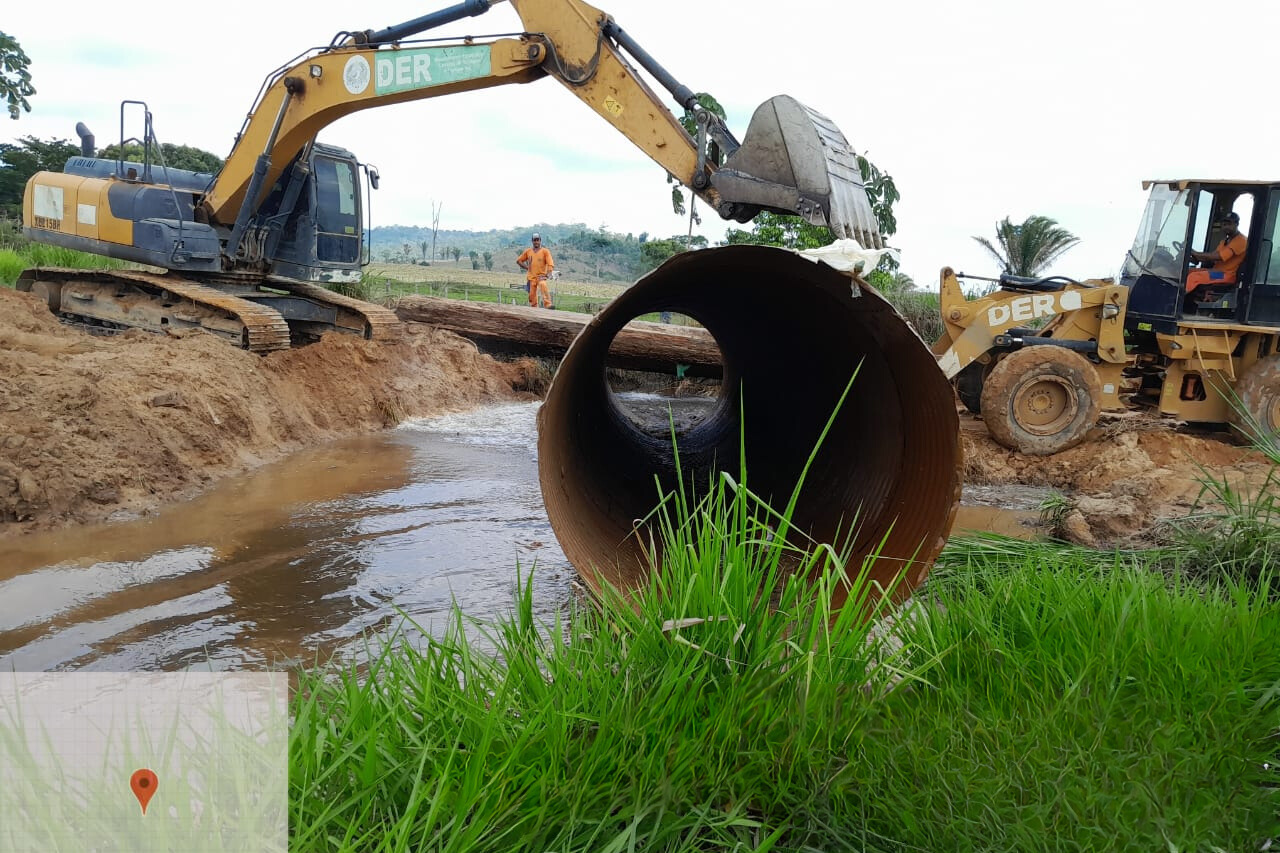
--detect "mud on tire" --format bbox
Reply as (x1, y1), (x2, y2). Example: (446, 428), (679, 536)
(980, 347), (1102, 455)
(1228, 355), (1280, 446)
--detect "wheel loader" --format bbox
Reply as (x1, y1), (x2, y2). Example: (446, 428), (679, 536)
(17, 0), (882, 352)
(932, 179), (1280, 454)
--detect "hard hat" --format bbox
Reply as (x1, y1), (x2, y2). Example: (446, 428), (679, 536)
(532, 233), (541, 240)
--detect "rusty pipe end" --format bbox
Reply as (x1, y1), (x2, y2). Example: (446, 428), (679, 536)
(538, 244), (962, 612)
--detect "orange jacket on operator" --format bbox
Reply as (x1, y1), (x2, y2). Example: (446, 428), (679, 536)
(1209, 233), (1248, 279)
(517, 246), (555, 281)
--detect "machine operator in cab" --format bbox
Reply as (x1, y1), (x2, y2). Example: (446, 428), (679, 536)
(1186, 211), (1246, 296)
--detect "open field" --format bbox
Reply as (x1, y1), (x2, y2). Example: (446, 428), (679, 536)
(366, 261), (705, 324)
(366, 262), (630, 300)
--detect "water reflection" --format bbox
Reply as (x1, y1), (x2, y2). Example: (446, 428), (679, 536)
(0, 403), (574, 671)
(0, 398), (1042, 673)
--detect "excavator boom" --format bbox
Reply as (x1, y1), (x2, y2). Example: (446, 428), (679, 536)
(208, 0), (882, 249)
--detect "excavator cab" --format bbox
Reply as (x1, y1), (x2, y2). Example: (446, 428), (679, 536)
(255, 144), (366, 284)
(1120, 179), (1280, 333)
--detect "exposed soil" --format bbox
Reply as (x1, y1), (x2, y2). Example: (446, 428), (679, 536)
(2, 283), (1271, 547)
(0, 288), (540, 535)
(961, 412), (1274, 547)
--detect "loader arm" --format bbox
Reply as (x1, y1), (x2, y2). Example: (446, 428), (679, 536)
(932, 268), (1128, 379)
(204, 0), (881, 247)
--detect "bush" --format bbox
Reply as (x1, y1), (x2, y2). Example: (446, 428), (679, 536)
(1162, 421), (1280, 591)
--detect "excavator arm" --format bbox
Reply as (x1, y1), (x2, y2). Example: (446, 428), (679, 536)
(206, 0), (883, 249)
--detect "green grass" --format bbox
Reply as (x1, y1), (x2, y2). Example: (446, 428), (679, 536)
(370, 275), (611, 315)
(0, 244), (129, 287)
(872, 538), (1280, 851)
(0, 249), (24, 287)
(885, 287), (942, 343)
(288, 416), (1280, 851)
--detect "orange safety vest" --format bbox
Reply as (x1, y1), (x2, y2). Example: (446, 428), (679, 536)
(517, 246), (554, 281)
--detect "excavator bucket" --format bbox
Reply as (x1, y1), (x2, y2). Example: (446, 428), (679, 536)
(712, 95), (884, 249)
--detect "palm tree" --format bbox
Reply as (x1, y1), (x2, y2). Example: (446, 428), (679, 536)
(973, 215), (1079, 277)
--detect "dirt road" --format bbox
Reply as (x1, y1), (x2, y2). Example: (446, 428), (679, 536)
(0, 288), (537, 534)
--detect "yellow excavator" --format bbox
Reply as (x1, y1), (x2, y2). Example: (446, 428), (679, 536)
(17, 0), (971, 610)
(17, 0), (881, 352)
(931, 179), (1280, 454)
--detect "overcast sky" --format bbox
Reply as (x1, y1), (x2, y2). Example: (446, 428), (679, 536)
(6, 0), (1280, 286)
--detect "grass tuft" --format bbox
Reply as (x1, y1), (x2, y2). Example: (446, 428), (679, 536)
(865, 544), (1280, 852)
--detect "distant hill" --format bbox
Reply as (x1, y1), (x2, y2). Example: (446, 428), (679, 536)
(369, 222), (698, 283)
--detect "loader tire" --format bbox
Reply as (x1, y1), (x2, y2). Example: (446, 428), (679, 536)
(954, 360), (988, 415)
(1228, 355), (1280, 446)
(980, 347), (1101, 455)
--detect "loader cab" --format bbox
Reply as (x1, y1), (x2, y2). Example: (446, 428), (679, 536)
(1120, 179), (1280, 333)
(257, 143), (366, 284)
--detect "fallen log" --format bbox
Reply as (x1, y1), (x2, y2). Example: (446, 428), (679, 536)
(394, 295), (722, 377)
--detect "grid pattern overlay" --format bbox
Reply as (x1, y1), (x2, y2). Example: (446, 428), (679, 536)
(0, 671), (287, 851)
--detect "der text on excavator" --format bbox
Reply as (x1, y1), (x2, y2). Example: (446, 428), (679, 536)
(18, 0), (883, 352)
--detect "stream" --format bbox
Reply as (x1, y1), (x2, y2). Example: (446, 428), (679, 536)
(0, 398), (1041, 672)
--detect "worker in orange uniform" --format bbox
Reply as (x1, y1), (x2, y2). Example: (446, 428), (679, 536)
(1185, 211), (1246, 296)
(516, 233), (555, 309)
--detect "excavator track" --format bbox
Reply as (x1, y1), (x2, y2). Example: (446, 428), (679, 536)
(18, 268), (293, 353)
(266, 278), (404, 343)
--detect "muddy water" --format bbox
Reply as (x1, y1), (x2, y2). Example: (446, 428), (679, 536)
(0, 396), (1039, 672)
(0, 402), (574, 671)
(953, 484), (1047, 539)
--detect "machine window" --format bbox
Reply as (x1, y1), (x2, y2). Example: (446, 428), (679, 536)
(314, 157), (359, 264)
(1259, 193), (1280, 286)
(1121, 184), (1191, 281)
(1189, 189), (1214, 254)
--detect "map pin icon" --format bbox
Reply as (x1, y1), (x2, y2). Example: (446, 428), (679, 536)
(130, 768), (158, 815)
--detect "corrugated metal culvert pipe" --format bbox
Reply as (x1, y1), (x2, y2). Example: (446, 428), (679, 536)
(537, 244), (962, 612)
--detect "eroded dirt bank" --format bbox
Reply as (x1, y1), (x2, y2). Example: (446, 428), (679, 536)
(0, 288), (537, 534)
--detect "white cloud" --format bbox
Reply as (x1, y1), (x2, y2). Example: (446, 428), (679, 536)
(7, 0), (1280, 287)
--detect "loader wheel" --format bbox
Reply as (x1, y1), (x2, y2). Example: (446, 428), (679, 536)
(980, 347), (1101, 455)
(954, 361), (988, 415)
(1228, 355), (1280, 445)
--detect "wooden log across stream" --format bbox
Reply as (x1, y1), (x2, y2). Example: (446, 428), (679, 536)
(394, 296), (722, 377)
